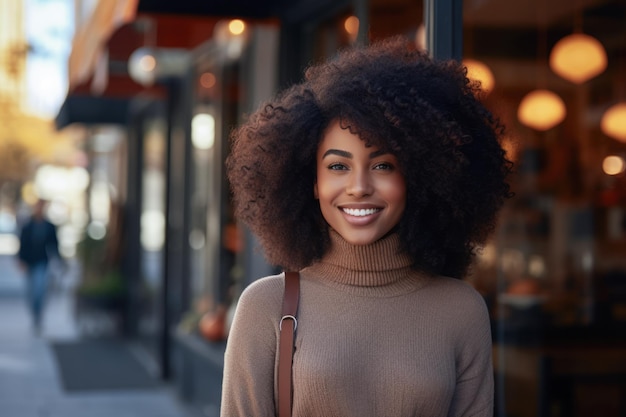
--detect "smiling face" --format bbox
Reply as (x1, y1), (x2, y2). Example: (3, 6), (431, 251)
(314, 120), (406, 246)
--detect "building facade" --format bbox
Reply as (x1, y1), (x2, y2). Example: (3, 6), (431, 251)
(56, 0), (626, 415)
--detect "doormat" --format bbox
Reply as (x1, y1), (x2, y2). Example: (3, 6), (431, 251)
(50, 338), (160, 392)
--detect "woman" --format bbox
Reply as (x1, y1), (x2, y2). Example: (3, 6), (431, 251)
(222, 36), (512, 416)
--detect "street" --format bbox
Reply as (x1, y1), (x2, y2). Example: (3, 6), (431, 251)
(0, 255), (204, 417)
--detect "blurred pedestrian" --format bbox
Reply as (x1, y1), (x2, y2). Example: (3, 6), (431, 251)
(17, 199), (61, 333)
(222, 36), (512, 416)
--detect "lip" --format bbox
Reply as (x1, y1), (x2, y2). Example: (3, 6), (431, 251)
(338, 205), (383, 226)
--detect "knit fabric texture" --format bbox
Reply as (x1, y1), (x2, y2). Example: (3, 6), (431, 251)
(220, 230), (494, 417)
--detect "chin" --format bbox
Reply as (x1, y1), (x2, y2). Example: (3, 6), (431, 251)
(341, 232), (382, 246)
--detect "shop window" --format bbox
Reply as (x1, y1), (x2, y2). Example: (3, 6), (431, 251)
(464, 1), (626, 416)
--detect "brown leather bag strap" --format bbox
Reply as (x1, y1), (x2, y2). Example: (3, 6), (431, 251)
(278, 271), (300, 417)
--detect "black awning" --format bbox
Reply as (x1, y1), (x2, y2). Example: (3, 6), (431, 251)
(55, 95), (130, 130)
(136, 0), (275, 18)
(135, 0), (337, 21)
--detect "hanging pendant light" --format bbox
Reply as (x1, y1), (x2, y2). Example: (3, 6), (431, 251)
(602, 155), (625, 176)
(600, 102), (626, 143)
(517, 89), (566, 131)
(463, 59), (495, 94)
(550, 33), (607, 84)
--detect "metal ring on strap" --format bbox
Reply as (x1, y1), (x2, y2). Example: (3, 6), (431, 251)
(279, 314), (298, 331)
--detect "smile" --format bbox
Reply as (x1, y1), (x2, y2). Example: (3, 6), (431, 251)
(342, 208), (382, 217)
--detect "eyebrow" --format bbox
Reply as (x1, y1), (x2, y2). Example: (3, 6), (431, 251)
(322, 149), (389, 159)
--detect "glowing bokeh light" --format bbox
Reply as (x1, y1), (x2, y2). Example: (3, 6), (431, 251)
(602, 155), (625, 176)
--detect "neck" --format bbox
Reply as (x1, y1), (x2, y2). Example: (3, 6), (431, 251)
(302, 230), (429, 297)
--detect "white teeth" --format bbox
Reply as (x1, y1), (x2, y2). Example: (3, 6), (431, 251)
(342, 208), (380, 217)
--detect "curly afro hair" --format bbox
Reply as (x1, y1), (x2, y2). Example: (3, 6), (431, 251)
(226, 36), (513, 278)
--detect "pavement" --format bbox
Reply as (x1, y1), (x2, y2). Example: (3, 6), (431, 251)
(0, 254), (205, 417)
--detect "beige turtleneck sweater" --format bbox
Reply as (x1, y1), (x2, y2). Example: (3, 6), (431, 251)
(220, 231), (493, 417)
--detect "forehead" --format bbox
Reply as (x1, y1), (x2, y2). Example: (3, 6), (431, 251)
(318, 120), (373, 150)
(319, 116), (397, 154)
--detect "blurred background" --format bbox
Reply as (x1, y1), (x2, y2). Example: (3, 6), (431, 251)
(0, 0), (79, 256)
(1, 0), (625, 416)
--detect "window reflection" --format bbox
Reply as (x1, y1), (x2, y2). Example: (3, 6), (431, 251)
(464, 1), (626, 415)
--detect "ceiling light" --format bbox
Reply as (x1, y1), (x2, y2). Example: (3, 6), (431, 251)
(517, 89), (566, 131)
(602, 155), (625, 176)
(601, 102), (626, 143)
(128, 47), (190, 86)
(549, 33), (607, 84)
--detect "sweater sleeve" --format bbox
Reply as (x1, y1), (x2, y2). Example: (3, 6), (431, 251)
(220, 275), (283, 417)
(448, 284), (494, 417)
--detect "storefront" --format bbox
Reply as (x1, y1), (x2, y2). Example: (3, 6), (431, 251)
(461, 1), (626, 415)
(171, 22), (282, 411)
(174, 1), (626, 415)
(168, 1), (431, 412)
(56, 0), (626, 415)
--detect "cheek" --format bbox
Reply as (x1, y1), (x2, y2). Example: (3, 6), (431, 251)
(314, 171), (337, 201)
(381, 176), (407, 205)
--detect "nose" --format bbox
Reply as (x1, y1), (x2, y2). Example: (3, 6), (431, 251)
(346, 169), (373, 197)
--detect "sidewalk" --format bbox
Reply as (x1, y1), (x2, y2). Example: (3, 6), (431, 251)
(0, 255), (204, 417)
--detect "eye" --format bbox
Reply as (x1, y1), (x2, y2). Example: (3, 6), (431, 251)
(373, 162), (395, 171)
(328, 163), (348, 171)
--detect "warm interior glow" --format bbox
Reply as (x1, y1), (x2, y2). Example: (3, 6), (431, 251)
(602, 155), (625, 176)
(415, 24), (426, 51)
(344, 16), (359, 36)
(139, 54), (156, 72)
(549, 33), (607, 84)
(463, 59), (495, 93)
(191, 113), (215, 150)
(228, 19), (246, 35)
(200, 72), (216, 89)
(344, 16), (359, 43)
(600, 102), (626, 143)
(213, 19), (249, 59)
(500, 135), (518, 162)
(517, 89), (567, 131)
(128, 47), (157, 86)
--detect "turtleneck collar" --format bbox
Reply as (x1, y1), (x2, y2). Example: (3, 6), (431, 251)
(302, 229), (430, 297)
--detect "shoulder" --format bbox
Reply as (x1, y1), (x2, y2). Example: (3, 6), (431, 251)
(240, 273), (285, 298)
(428, 276), (486, 302)
(423, 276), (490, 322)
(229, 273), (290, 342)
(236, 273), (285, 315)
